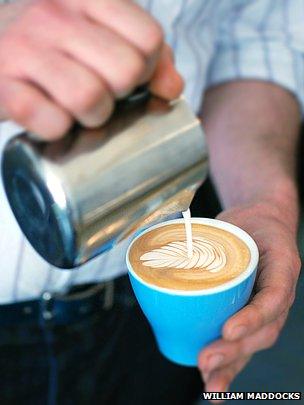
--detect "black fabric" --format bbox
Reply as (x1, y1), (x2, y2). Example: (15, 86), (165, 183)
(191, 177), (222, 219)
(0, 276), (202, 405)
(0, 283), (112, 327)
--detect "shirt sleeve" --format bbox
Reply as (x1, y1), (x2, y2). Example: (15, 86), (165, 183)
(206, 0), (304, 112)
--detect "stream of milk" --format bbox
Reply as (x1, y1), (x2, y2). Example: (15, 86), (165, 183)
(182, 208), (193, 258)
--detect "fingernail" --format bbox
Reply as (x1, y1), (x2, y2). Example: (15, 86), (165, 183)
(207, 354), (224, 370)
(229, 325), (247, 340)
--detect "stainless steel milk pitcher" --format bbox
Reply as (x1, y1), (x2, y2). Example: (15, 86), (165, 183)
(2, 95), (208, 268)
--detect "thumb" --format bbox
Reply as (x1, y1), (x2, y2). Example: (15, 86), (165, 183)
(149, 44), (184, 100)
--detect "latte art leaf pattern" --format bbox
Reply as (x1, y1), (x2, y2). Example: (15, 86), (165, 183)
(140, 237), (227, 272)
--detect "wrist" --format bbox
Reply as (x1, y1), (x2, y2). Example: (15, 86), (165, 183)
(221, 178), (299, 235)
(260, 178), (299, 234)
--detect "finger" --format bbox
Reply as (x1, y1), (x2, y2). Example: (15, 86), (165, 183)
(204, 356), (251, 403)
(82, 0), (164, 68)
(199, 311), (288, 377)
(23, 49), (114, 127)
(59, 17), (147, 98)
(149, 44), (184, 100)
(0, 78), (72, 140)
(223, 251), (296, 341)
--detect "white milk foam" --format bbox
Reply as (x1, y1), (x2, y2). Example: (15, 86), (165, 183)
(140, 209), (227, 272)
(140, 237), (227, 271)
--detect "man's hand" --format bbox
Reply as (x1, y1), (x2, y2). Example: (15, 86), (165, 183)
(0, 0), (183, 139)
(198, 202), (301, 398)
(198, 81), (302, 400)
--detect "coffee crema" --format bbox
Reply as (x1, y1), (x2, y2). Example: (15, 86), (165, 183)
(128, 223), (251, 290)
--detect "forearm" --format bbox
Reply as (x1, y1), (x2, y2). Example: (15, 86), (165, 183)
(200, 81), (301, 233)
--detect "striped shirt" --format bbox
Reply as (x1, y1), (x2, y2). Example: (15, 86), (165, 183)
(0, 0), (304, 303)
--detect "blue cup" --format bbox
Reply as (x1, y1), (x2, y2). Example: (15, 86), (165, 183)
(126, 218), (259, 367)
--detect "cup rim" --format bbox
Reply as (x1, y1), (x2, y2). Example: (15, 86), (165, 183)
(126, 217), (259, 296)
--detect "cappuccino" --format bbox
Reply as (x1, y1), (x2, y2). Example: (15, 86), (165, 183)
(128, 223), (251, 290)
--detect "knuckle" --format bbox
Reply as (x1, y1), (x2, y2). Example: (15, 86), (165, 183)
(288, 288), (296, 308)
(248, 302), (265, 327)
(282, 248), (301, 271)
(265, 326), (280, 349)
(0, 38), (31, 74)
(126, 54), (146, 81)
(69, 82), (105, 113)
(49, 121), (72, 140)
(142, 21), (164, 56)
(275, 287), (292, 311)
(258, 286), (290, 318)
(114, 56), (145, 95)
(36, 107), (73, 140)
(5, 95), (34, 123)
(292, 253), (301, 273)
(285, 252), (301, 293)
(35, 0), (62, 20)
(277, 310), (289, 328)
(79, 99), (114, 128)
(24, 1), (60, 31)
(52, 0), (68, 7)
